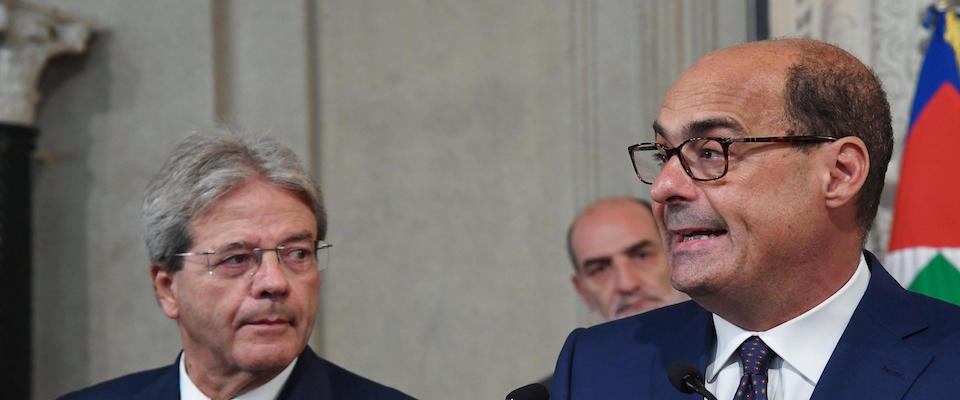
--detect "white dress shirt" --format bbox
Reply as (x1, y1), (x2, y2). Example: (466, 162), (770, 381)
(705, 254), (870, 400)
(179, 353), (298, 400)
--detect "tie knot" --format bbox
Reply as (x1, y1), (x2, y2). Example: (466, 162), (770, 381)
(738, 336), (775, 375)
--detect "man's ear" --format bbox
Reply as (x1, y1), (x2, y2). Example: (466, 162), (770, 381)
(823, 136), (869, 210)
(151, 264), (180, 320)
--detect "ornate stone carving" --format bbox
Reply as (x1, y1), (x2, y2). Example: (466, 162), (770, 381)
(0, 0), (90, 126)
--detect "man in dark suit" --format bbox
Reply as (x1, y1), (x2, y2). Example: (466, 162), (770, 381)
(61, 129), (411, 399)
(553, 38), (960, 399)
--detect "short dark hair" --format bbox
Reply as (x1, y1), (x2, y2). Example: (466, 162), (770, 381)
(782, 40), (893, 237)
(566, 197), (653, 272)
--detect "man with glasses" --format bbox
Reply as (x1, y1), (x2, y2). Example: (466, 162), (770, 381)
(62, 129), (411, 399)
(552, 39), (960, 399)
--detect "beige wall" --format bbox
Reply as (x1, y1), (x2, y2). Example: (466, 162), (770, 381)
(31, 1), (752, 398)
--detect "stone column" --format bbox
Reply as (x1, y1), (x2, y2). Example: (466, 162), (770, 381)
(0, 1), (88, 397)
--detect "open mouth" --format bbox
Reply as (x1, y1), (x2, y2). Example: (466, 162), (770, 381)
(679, 230), (726, 242)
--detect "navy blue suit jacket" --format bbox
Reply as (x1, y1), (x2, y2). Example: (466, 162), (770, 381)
(59, 346), (413, 399)
(552, 251), (960, 399)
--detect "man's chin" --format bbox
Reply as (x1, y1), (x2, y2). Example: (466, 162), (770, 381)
(612, 309), (644, 320)
(232, 342), (303, 371)
(612, 303), (658, 320)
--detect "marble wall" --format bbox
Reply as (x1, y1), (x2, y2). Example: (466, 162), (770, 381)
(31, 1), (751, 398)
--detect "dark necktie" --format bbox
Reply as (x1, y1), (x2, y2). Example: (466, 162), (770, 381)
(733, 336), (775, 400)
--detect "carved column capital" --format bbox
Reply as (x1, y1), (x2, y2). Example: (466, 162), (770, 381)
(0, 0), (91, 126)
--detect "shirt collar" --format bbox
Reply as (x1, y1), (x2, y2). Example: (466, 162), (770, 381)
(179, 352), (299, 400)
(707, 254), (870, 384)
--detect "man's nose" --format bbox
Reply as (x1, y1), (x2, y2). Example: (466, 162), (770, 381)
(650, 155), (695, 205)
(251, 251), (291, 298)
(613, 258), (642, 293)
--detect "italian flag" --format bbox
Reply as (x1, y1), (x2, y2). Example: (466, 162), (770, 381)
(887, 5), (960, 306)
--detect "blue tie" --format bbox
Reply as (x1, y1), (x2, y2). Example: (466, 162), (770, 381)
(733, 336), (775, 400)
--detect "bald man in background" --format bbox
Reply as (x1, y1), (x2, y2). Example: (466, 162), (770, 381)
(568, 197), (686, 321)
(529, 197), (684, 394)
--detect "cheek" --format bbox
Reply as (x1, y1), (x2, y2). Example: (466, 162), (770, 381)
(176, 289), (224, 340)
(652, 205), (667, 232)
(584, 279), (614, 302)
(188, 285), (244, 329)
(305, 284), (321, 315)
(723, 169), (815, 259)
(294, 277), (322, 323)
(655, 260), (673, 286)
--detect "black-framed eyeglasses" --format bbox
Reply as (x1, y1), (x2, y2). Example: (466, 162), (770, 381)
(627, 136), (837, 184)
(175, 239), (332, 280)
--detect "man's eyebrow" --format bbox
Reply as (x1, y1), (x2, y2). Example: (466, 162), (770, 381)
(281, 232), (315, 245)
(213, 232), (314, 251)
(652, 121), (666, 140)
(580, 255), (612, 271)
(652, 117), (744, 141)
(687, 118), (743, 137)
(217, 241), (249, 251)
(624, 240), (653, 254)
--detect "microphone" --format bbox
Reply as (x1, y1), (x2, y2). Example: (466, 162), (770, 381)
(505, 383), (549, 400)
(667, 362), (717, 400)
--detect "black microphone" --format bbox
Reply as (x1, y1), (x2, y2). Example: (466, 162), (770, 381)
(667, 362), (717, 400)
(505, 383), (549, 400)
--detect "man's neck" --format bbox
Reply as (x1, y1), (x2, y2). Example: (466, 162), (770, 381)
(182, 350), (287, 400)
(697, 248), (863, 331)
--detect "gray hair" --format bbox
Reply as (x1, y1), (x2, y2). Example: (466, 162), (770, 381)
(141, 127), (326, 271)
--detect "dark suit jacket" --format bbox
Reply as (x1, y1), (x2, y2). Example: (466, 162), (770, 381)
(59, 346), (413, 399)
(552, 251), (960, 399)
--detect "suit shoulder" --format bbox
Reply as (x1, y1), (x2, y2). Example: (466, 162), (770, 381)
(582, 300), (705, 338)
(326, 360), (413, 399)
(58, 364), (176, 400)
(907, 291), (960, 331)
(910, 291), (960, 316)
(562, 300), (708, 359)
(296, 351), (414, 399)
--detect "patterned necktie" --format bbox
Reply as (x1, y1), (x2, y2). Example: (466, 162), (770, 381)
(733, 336), (775, 400)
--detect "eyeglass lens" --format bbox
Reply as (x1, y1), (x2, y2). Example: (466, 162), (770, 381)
(632, 138), (728, 183)
(203, 241), (331, 279)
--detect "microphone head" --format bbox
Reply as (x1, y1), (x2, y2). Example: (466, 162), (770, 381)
(506, 383), (549, 400)
(667, 362), (703, 394)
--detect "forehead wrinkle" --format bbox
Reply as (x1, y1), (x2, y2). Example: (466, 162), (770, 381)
(653, 116), (745, 145)
(280, 232), (315, 245)
(667, 76), (773, 114)
(660, 62), (788, 142)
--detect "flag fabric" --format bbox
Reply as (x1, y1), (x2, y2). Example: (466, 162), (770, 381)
(887, 4), (960, 306)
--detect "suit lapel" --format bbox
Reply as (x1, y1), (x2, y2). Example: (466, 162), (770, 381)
(134, 355), (181, 400)
(277, 346), (334, 400)
(811, 252), (932, 400)
(648, 302), (715, 399)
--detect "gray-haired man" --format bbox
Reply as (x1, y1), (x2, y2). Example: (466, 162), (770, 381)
(61, 129), (412, 399)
